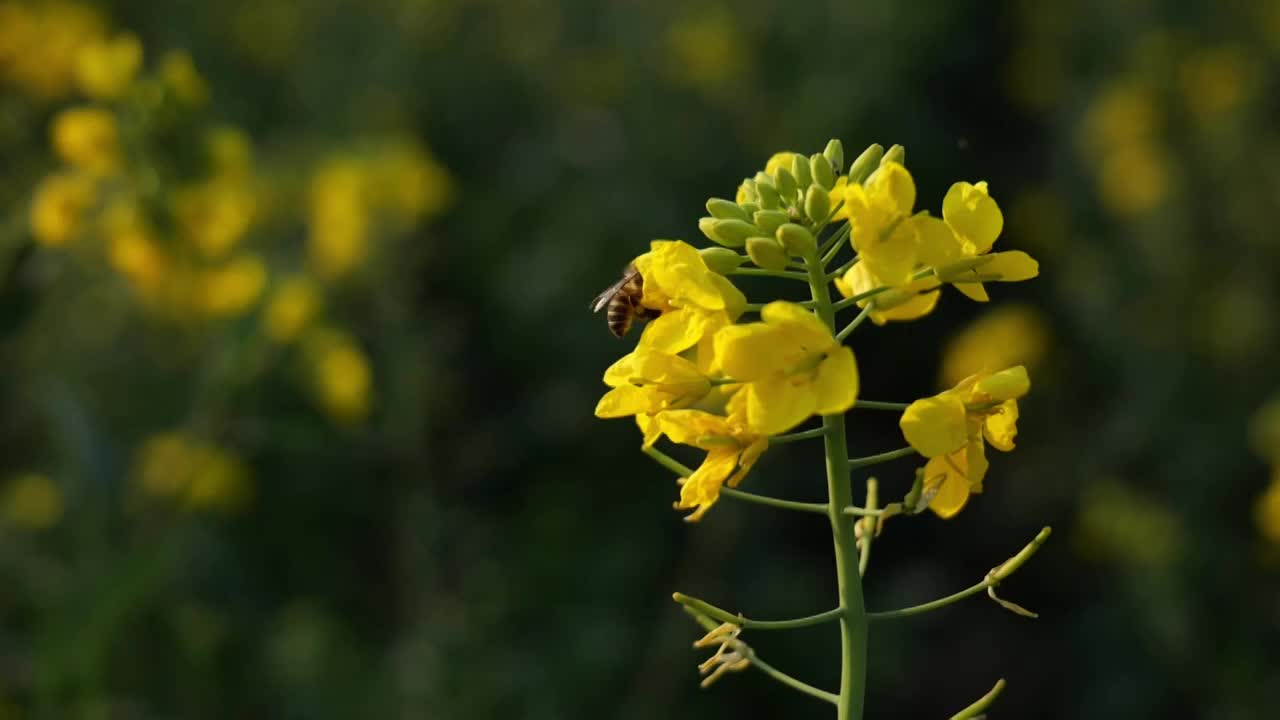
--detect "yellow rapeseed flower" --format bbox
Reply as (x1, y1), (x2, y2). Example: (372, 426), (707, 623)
(30, 172), (96, 246)
(305, 329), (373, 424)
(75, 32), (142, 99)
(368, 139), (453, 221)
(206, 126), (255, 179)
(898, 366), (1030, 517)
(1, 472), (64, 530)
(51, 106), (121, 176)
(839, 162), (920, 286)
(939, 304), (1049, 387)
(159, 49), (209, 105)
(713, 301), (858, 435)
(928, 181), (1040, 301)
(633, 240), (746, 360)
(1255, 470), (1280, 544)
(101, 199), (167, 296)
(263, 276), (321, 343)
(172, 180), (256, 259)
(200, 254), (267, 317)
(0, 1), (105, 100)
(834, 261), (941, 325)
(595, 347), (712, 422)
(656, 405), (767, 522)
(307, 159), (370, 280)
(134, 433), (252, 513)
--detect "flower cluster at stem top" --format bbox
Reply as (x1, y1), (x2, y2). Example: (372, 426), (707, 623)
(594, 140), (1039, 521)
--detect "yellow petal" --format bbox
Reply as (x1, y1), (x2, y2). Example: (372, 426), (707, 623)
(943, 181), (1003, 254)
(867, 162), (916, 216)
(973, 366), (1030, 401)
(983, 400), (1020, 451)
(676, 447), (739, 521)
(965, 439), (990, 494)
(744, 377), (818, 436)
(714, 323), (801, 381)
(709, 272), (747, 321)
(727, 438), (768, 488)
(761, 301), (834, 350)
(984, 251), (1039, 282)
(813, 347), (859, 415)
(657, 410), (732, 448)
(953, 280), (990, 302)
(871, 290), (940, 324)
(647, 240), (725, 310)
(899, 394), (968, 457)
(595, 386), (654, 417)
(914, 215), (962, 269)
(923, 455), (971, 519)
(859, 220), (918, 287)
(603, 347), (703, 388)
(636, 414), (663, 447)
(638, 308), (711, 355)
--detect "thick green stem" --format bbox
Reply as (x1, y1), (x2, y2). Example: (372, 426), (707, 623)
(805, 249), (867, 720)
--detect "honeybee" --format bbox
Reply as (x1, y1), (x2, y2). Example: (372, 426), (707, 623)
(590, 263), (658, 338)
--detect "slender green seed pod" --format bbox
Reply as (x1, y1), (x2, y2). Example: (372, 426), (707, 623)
(804, 184), (831, 225)
(700, 247), (748, 274)
(753, 209), (789, 235)
(706, 198), (751, 221)
(790, 154), (811, 189)
(822, 139), (844, 175)
(810, 152), (835, 190)
(881, 143), (905, 167)
(848, 143), (884, 184)
(746, 236), (790, 271)
(776, 223), (816, 256)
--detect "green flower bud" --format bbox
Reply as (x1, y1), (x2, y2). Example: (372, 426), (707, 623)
(738, 179), (759, 203)
(804, 184), (831, 224)
(881, 143), (905, 167)
(745, 236), (789, 271)
(699, 218), (758, 247)
(773, 166), (798, 202)
(738, 201), (760, 217)
(810, 152), (835, 190)
(700, 247), (747, 274)
(822, 139), (844, 175)
(706, 197), (751, 221)
(776, 223), (816, 256)
(755, 182), (782, 210)
(790, 154), (811, 189)
(848, 143), (884, 184)
(753, 171), (775, 187)
(752, 209), (789, 235)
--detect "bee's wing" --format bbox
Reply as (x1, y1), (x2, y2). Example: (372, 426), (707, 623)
(589, 272), (636, 312)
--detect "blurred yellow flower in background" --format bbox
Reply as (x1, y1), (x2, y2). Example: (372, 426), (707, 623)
(75, 31), (142, 99)
(0, 0), (105, 100)
(368, 139), (453, 221)
(134, 433), (252, 513)
(51, 106), (121, 176)
(101, 199), (168, 296)
(158, 49), (209, 105)
(172, 180), (257, 259)
(940, 304), (1049, 387)
(1, 472), (64, 530)
(305, 329), (373, 424)
(1179, 45), (1253, 122)
(308, 159), (370, 280)
(200, 254), (268, 317)
(664, 5), (746, 100)
(1255, 472), (1280, 545)
(30, 172), (97, 246)
(263, 276), (321, 343)
(206, 126), (255, 179)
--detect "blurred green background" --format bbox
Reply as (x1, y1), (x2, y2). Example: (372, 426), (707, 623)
(2, 0), (1280, 718)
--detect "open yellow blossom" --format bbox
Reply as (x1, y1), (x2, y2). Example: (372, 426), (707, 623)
(30, 172), (96, 246)
(655, 406), (767, 522)
(839, 162), (920, 286)
(172, 180), (256, 259)
(898, 366), (1029, 517)
(927, 182), (1039, 301)
(834, 261), (941, 325)
(75, 32), (142, 99)
(308, 158), (370, 279)
(51, 106), (120, 176)
(714, 301), (858, 435)
(633, 240), (745, 357)
(595, 347), (712, 419)
(0, 1), (105, 100)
